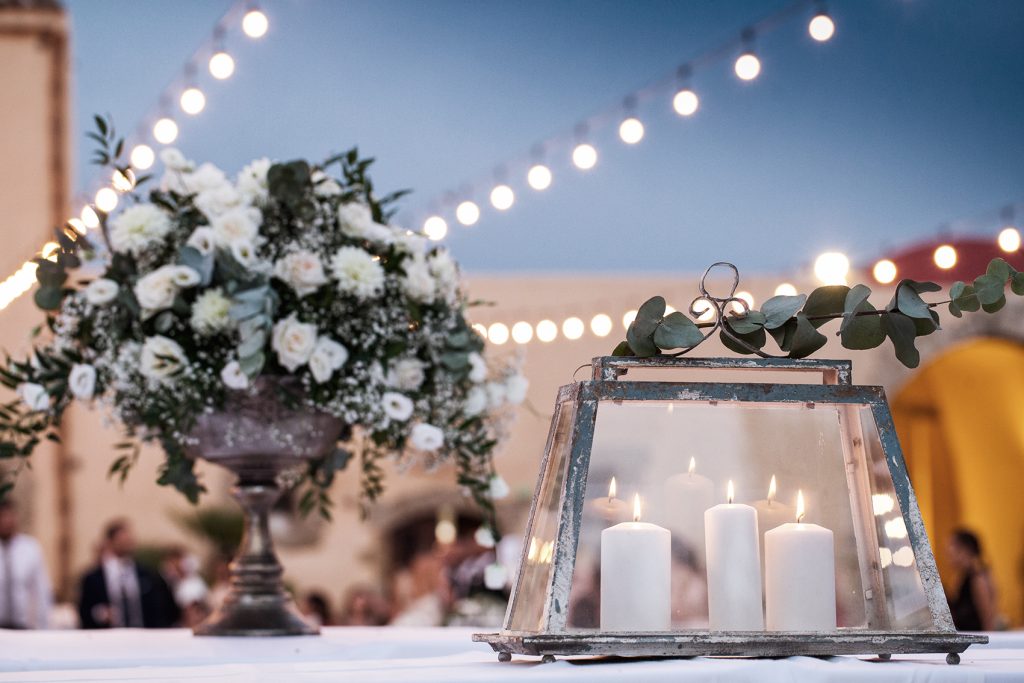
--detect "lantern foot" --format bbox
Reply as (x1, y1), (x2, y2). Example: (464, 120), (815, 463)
(877, 653), (891, 661)
(497, 652), (511, 663)
(946, 652), (960, 666)
(541, 654), (557, 664)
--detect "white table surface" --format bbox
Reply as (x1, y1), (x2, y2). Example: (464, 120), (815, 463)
(0, 627), (1021, 683)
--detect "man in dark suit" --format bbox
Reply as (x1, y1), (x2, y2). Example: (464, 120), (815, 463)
(78, 519), (180, 629)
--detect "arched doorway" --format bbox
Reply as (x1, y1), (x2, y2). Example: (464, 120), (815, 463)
(892, 337), (1024, 627)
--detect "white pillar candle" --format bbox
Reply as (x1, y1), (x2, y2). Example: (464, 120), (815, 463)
(590, 476), (629, 523)
(704, 480), (764, 630)
(601, 494), (671, 631)
(662, 457), (715, 559)
(765, 490), (836, 631)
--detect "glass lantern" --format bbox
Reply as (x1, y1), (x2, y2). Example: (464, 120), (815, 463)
(475, 356), (986, 664)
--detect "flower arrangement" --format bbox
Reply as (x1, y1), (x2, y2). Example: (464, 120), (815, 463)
(0, 117), (525, 529)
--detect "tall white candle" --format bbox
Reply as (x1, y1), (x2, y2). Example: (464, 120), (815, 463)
(752, 476), (794, 570)
(704, 480), (764, 631)
(765, 490), (836, 631)
(601, 494), (671, 631)
(662, 457), (715, 559)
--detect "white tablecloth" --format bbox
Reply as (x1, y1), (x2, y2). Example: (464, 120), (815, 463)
(0, 628), (1022, 682)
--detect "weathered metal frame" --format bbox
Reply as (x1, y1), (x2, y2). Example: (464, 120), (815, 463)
(475, 356), (987, 664)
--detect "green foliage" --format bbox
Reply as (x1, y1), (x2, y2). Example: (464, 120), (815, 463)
(613, 258), (1024, 369)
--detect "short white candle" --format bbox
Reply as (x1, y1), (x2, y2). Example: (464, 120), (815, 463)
(663, 457), (715, 558)
(600, 493), (671, 631)
(704, 480), (764, 631)
(764, 490), (837, 631)
(590, 476), (629, 523)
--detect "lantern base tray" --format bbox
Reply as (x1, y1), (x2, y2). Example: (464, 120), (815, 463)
(473, 630), (986, 664)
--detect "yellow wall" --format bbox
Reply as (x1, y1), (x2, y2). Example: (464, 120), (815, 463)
(893, 338), (1024, 627)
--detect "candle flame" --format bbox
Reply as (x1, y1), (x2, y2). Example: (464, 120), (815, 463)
(633, 493), (642, 522)
(727, 479), (735, 504)
(767, 475), (777, 504)
(609, 476), (617, 501)
(796, 489), (806, 523)
(688, 456), (696, 476)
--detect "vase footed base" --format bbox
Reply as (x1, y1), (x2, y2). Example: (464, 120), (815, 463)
(194, 593), (318, 637)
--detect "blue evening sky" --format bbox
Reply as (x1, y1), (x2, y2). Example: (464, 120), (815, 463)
(64, 0), (1024, 274)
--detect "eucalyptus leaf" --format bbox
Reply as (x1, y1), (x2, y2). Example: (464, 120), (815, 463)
(237, 330), (266, 358)
(636, 296), (667, 322)
(724, 310), (766, 335)
(1012, 272), (1024, 296)
(761, 294), (806, 330)
(803, 286), (851, 328)
(881, 312), (920, 368)
(33, 287), (62, 311)
(987, 258), (1011, 282)
(441, 351), (470, 371)
(788, 313), (828, 358)
(154, 312), (174, 333)
(768, 318), (798, 352)
(238, 352), (265, 378)
(982, 297), (1006, 314)
(611, 341), (633, 356)
(840, 301), (885, 350)
(913, 310), (940, 336)
(890, 280), (939, 320)
(653, 311), (704, 350)
(973, 274), (1005, 306)
(720, 327), (767, 355)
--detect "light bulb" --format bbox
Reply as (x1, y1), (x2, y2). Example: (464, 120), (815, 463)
(527, 164), (552, 191)
(209, 51), (235, 79)
(733, 291), (755, 312)
(129, 144), (155, 170)
(618, 117), (644, 144)
(95, 187), (118, 213)
(673, 89), (699, 116)
(180, 87), (206, 115)
(242, 9), (268, 38)
(934, 245), (957, 270)
(423, 216), (447, 241)
(111, 168), (136, 193)
(153, 118), (178, 144)
(734, 52), (761, 81)
(622, 309), (638, 330)
(536, 319), (558, 342)
(487, 322), (509, 345)
(572, 143), (597, 170)
(562, 317), (584, 340)
(998, 227), (1021, 252)
(511, 321), (533, 344)
(590, 313), (613, 337)
(67, 218), (87, 235)
(774, 282), (797, 296)
(873, 259), (897, 284)
(471, 323), (487, 339)
(692, 299), (716, 321)
(81, 206), (99, 229)
(456, 201), (480, 226)
(814, 251), (850, 285)
(490, 184), (514, 210)
(808, 13), (835, 42)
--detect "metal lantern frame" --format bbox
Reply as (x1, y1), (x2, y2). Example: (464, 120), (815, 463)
(475, 355), (986, 664)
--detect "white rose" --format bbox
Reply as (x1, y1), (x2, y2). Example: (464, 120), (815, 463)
(486, 381), (507, 410)
(489, 474), (510, 500)
(505, 375), (529, 405)
(140, 335), (187, 383)
(329, 246), (385, 300)
(237, 158), (271, 202)
(337, 202), (375, 236)
(170, 266), (201, 287)
(468, 352), (487, 383)
(68, 364), (97, 400)
(271, 314), (317, 372)
(401, 254), (436, 303)
(185, 227), (215, 256)
(311, 170), (342, 197)
(409, 423), (444, 451)
(429, 250), (459, 303)
(386, 358), (425, 391)
(273, 250), (328, 297)
(84, 278), (118, 306)
(211, 207), (261, 246)
(396, 231), (428, 255)
(309, 337), (348, 384)
(229, 238), (259, 269)
(16, 382), (49, 411)
(190, 288), (232, 335)
(381, 391), (414, 421)
(463, 386), (487, 417)
(159, 148), (191, 172)
(474, 525), (496, 549)
(108, 204), (172, 256)
(220, 361), (250, 390)
(183, 162), (229, 194)
(195, 185), (243, 221)
(133, 266), (178, 312)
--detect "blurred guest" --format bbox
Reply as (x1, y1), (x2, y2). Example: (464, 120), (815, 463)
(205, 553), (233, 611)
(390, 549), (450, 626)
(338, 585), (390, 626)
(300, 590), (334, 628)
(77, 519), (180, 628)
(947, 528), (1000, 631)
(162, 547), (209, 628)
(0, 501), (51, 629)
